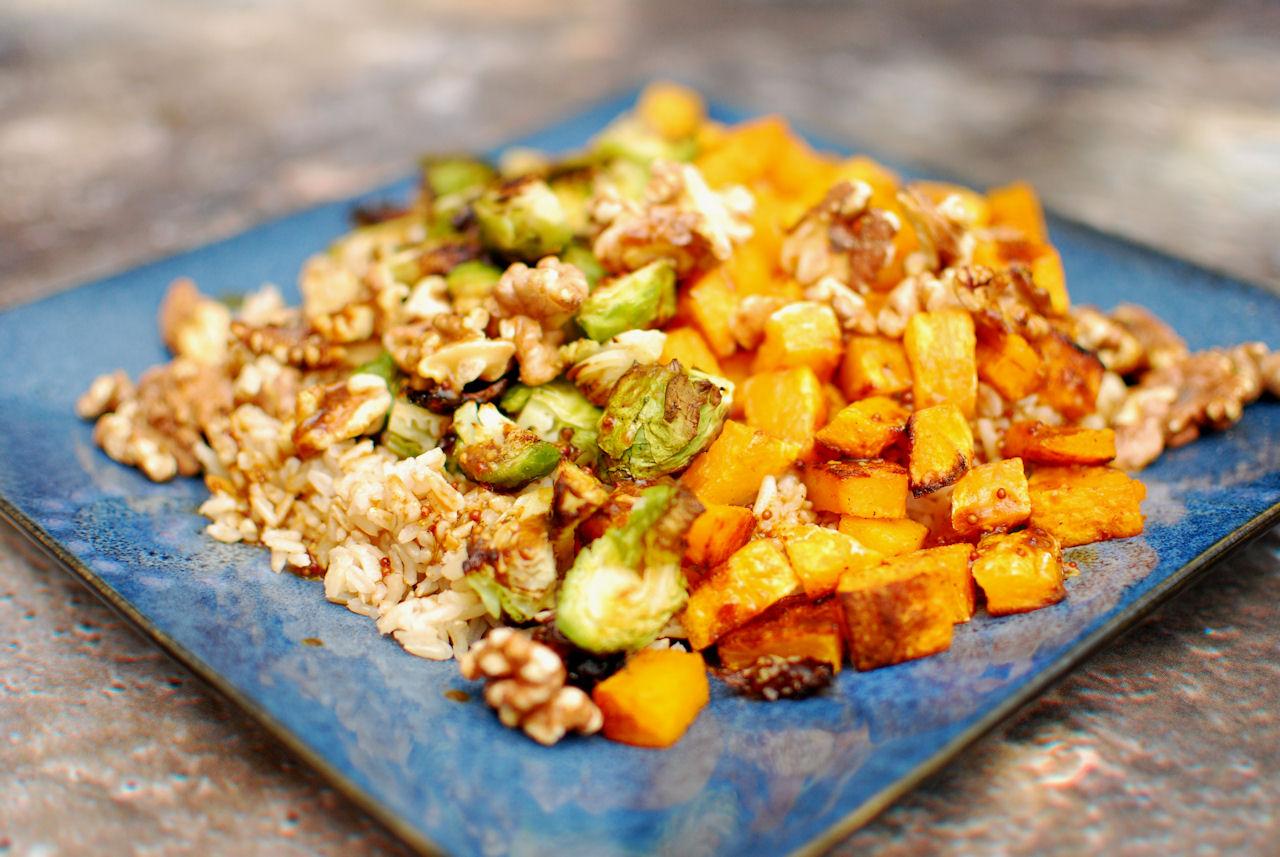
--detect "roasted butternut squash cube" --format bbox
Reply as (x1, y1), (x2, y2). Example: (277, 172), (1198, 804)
(802, 460), (909, 519)
(1028, 466), (1146, 547)
(593, 649), (709, 748)
(661, 326), (723, 375)
(682, 420), (800, 506)
(718, 350), (754, 419)
(832, 156), (901, 210)
(716, 597), (844, 672)
(904, 309), (977, 416)
(876, 543), (976, 624)
(686, 270), (739, 358)
(768, 134), (838, 201)
(972, 528), (1065, 616)
(839, 335), (912, 400)
(906, 404), (974, 495)
(636, 81), (705, 141)
(782, 523), (882, 597)
(975, 325), (1042, 402)
(815, 396), (909, 459)
(695, 115), (791, 187)
(838, 516), (929, 556)
(986, 181), (1048, 245)
(754, 302), (843, 381)
(836, 560), (955, 671)
(1002, 421), (1116, 466)
(684, 504), (756, 568)
(744, 367), (828, 459)
(949, 458), (1032, 539)
(683, 539), (801, 650)
(1030, 247), (1070, 317)
(1035, 332), (1103, 420)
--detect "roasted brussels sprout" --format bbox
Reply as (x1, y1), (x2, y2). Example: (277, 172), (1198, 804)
(422, 156), (496, 199)
(473, 176), (572, 261)
(565, 329), (668, 406)
(555, 482), (703, 653)
(355, 350), (400, 389)
(575, 260), (677, 343)
(501, 381), (603, 466)
(560, 241), (607, 288)
(464, 486), (558, 621)
(445, 260), (503, 304)
(592, 116), (698, 165)
(382, 397), (451, 459)
(452, 402), (562, 489)
(597, 360), (732, 481)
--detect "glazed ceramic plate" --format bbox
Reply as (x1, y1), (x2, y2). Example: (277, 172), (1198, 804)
(1, 89), (1278, 857)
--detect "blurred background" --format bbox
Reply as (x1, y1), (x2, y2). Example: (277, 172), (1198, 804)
(2, 0), (1278, 854)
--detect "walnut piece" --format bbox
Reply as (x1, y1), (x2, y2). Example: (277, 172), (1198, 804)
(498, 315), (565, 387)
(157, 278), (232, 365)
(731, 295), (789, 350)
(898, 185), (975, 271)
(1072, 306), (1144, 375)
(385, 312), (515, 392)
(458, 627), (603, 745)
(76, 370), (134, 419)
(591, 161), (753, 276)
(1110, 303), (1188, 373)
(291, 372), (392, 459)
(1262, 350), (1280, 398)
(231, 318), (347, 369)
(805, 276), (878, 334)
(780, 180), (898, 289)
(492, 257), (590, 327)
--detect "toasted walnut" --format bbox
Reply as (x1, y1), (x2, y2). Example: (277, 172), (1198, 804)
(1112, 385), (1176, 470)
(385, 312), (515, 393)
(497, 315), (564, 387)
(299, 253), (375, 343)
(720, 655), (834, 701)
(1110, 304), (1188, 373)
(157, 278), (232, 365)
(1262, 350), (1280, 398)
(592, 161), (753, 275)
(1071, 306), (1144, 375)
(732, 295), (790, 349)
(876, 276), (922, 338)
(291, 372), (392, 459)
(804, 277), (878, 334)
(83, 357), (233, 481)
(780, 181), (898, 289)
(230, 318), (347, 369)
(459, 627), (603, 745)
(492, 257), (590, 327)
(898, 186), (975, 271)
(76, 370), (134, 419)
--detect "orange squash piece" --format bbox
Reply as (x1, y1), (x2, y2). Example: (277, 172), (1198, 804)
(1002, 421), (1116, 466)
(832, 156), (901, 210)
(686, 270), (739, 358)
(835, 550), (963, 671)
(684, 504), (756, 568)
(1029, 247), (1070, 317)
(754, 301), (843, 381)
(1028, 465), (1146, 547)
(972, 528), (1065, 616)
(683, 539), (800, 650)
(718, 350), (754, 419)
(815, 396), (909, 459)
(1035, 332), (1103, 420)
(986, 181), (1048, 245)
(906, 404), (975, 495)
(636, 82), (705, 141)
(949, 458), (1032, 539)
(716, 597), (845, 672)
(904, 309), (977, 417)
(593, 649), (709, 748)
(803, 460), (910, 519)
(838, 516), (929, 556)
(661, 326), (723, 375)
(875, 544), (976, 625)
(743, 367), (828, 459)
(694, 115), (792, 188)
(975, 321), (1042, 402)
(682, 420), (800, 506)
(782, 523), (882, 597)
(839, 335), (912, 400)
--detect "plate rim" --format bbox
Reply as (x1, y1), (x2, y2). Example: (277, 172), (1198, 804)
(3, 82), (1279, 857)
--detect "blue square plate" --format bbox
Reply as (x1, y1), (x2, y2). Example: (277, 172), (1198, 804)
(1, 89), (1278, 857)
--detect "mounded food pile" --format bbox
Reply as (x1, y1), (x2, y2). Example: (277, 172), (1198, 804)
(79, 83), (1280, 748)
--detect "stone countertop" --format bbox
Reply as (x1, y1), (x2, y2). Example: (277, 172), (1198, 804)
(1, 0), (1278, 854)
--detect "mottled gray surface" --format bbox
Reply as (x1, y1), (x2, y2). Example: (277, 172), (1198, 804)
(1, 0), (1279, 854)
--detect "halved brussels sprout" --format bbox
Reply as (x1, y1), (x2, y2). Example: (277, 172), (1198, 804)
(501, 380), (603, 466)
(575, 260), (677, 343)
(597, 360), (732, 481)
(445, 260), (503, 304)
(473, 176), (572, 261)
(465, 485), (558, 622)
(452, 402), (562, 489)
(555, 482), (703, 653)
(422, 156), (496, 199)
(591, 116), (698, 166)
(382, 397), (451, 459)
(560, 241), (607, 288)
(565, 329), (668, 406)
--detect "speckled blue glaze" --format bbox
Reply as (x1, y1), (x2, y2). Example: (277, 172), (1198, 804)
(1, 91), (1278, 857)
